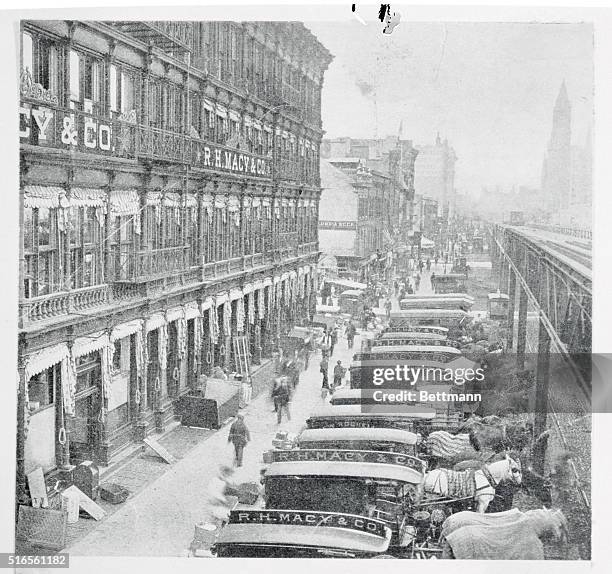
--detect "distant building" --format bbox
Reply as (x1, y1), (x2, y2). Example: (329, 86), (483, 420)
(541, 82), (591, 228)
(414, 134), (457, 220)
(320, 136), (418, 277)
(318, 160), (360, 275)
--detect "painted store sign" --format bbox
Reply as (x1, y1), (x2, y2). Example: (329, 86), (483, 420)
(19, 103), (272, 178)
(229, 509), (387, 537)
(269, 448), (424, 472)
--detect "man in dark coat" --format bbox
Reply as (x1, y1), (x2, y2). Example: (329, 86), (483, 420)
(272, 377), (291, 424)
(329, 327), (338, 356)
(228, 413), (250, 467)
(333, 360), (346, 392)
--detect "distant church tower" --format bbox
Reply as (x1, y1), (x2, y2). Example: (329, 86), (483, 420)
(544, 81), (572, 214)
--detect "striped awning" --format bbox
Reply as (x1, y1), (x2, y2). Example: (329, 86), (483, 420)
(263, 277), (273, 287)
(110, 190), (140, 216)
(242, 283), (253, 294)
(201, 296), (214, 313)
(70, 188), (107, 208)
(229, 110), (240, 122)
(72, 331), (110, 359)
(228, 196), (240, 212)
(24, 343), (69, 382)
(145, 313), (166, 332)
(215, 293), (229, 306)
(216, 105), (227, 118)
(185, 194), (197, 208)
(166, 306), (183, 323)
(229, 288), (243, 301)
(23, 186), (65, 209)
(163, 193), (181, 208)
(184, 301), (200, 320)
(203, 99), (214, 112)
(146, 191), (161, 206)
(110, 319), (143, 342)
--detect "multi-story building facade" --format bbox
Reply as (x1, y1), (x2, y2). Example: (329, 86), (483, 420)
(17, 20), (331, 500)
(414, 134), (457, 221)
(320, 136), (418, 278)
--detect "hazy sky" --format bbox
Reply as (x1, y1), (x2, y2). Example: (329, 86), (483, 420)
(306, 21), (593, 194)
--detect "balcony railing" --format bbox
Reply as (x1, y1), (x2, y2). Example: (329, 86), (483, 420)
(106, 21), (192, 52)
(201, 253), (267, 281)
(20, 101), (318, 185)
(20, 284), (110, 324)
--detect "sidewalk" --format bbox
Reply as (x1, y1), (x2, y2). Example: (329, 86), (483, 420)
(66, 335), (359, 557)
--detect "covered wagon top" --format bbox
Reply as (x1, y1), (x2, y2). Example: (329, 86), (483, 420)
(264, 448), (425, 483)
(368, 344), (462, 356)
(297, 426), (419, 446)
(338, 289), (365, 298)
(488, 292), (510, 300)
(390, 309), (469, 319)
(377, 331), (447, 341)
(399, 293), (475, 302)
(308, 404), (437, 420)
(324, 278), (368, 291)
(214, 509), (391, 555)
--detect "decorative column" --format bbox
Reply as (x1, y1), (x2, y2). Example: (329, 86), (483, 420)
(16, 336), (28, 505)
(135, 320), (149, 441)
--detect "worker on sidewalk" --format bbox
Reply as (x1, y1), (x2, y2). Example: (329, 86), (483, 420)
(228, 413), (250, 467)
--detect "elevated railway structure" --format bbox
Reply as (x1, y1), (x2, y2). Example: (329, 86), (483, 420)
(490, 224), (592, 559)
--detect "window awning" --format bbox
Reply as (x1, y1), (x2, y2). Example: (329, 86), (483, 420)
(216, 293), (229, 306)
(23, 186), (65, 209)
(145, 191), (161, 206)
(216, 106), (227, 119)
(243, 283), (253, 294)
(70, 188), (107, 208)
(185, 194), (197, 208)
(24, 342), (69, 382)
(263, 124), (272, 133)
(184, 301), (200, 320)
(229, 110), (240, 122)
(203, 99), (214, 112)
(163, 192), (181, 208)
(110, 319), (143, 343)
(111, 190), (140, 216)
(201, 296), (214, 313)
(145, 313), (166, 332)
(229, 288), (243, 301)
(72, 331), (110, 359)
(166, 306), (183, 323)
(263, 277), (273, 287)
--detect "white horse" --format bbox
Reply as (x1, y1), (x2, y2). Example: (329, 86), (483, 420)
(422, 454), (522, 513)
(440, 508), (568, 559)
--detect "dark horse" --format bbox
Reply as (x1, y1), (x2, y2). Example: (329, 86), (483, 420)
(487, 466), (553, 512)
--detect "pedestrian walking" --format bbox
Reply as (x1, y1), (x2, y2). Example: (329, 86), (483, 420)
(426, 258), (431, 271)
(320, 355), (329, 388)
(206, 465), (235, 524)
(419, 260), (424, 273)
(241, 375), (253, 407)
(346, 321), (356, 349)
(272, 377), (291, 424)
(385, 298), (392, 320)
(333, 360), (346, 392)
(287, 358), (300, 389)
(228, 413), (250, 467)
(407, 283), (414, 295)
(394, 279), (399, 296)
(329, 327), (338, 356)
(415, 273), (421, 291)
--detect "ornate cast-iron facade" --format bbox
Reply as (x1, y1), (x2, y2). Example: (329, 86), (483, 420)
(17, 20), (332, 501)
